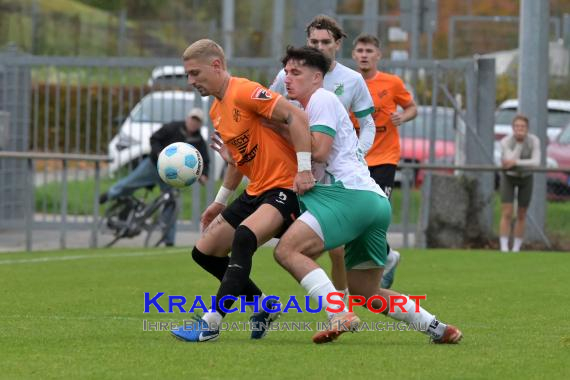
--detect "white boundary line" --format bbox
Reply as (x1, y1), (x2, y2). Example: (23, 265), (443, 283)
(0, 248), (188, 265)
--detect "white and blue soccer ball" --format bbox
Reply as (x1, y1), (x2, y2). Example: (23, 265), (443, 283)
(157, 142), (203, 188)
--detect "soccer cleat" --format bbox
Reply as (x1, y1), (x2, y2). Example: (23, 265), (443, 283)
(249, 299), (282, 339)
(381, 249), (401, 289)
(312, 312), (361, 344)
(431, 324), (463, 344)
(170, 315), (220, 342)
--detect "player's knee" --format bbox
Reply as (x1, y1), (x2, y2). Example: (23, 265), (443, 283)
(191, 246), (211, 263)
(274, 240), (291, 266)
(232, 225), (257, 256)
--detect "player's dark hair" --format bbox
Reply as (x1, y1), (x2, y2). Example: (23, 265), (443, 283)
(281, 45), (330, 77)
(306, 14), (347, 41)
(352, 33), (381, 49)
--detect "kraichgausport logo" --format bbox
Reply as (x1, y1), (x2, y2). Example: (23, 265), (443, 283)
(144, 292), (426, 314)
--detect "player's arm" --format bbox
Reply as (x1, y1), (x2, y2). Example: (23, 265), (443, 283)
(200, 166), (243, 231)
(311, 132), (333, 163)
(269, 97), (315, 195)
(356, 113), (375, 155)
(391, 100), (418, 126)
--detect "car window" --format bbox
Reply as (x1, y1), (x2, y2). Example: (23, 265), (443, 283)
(130, 97), (193, 123)
(496, 108), (517, 125)
(151, 75), (188, 90)
(547, 110), (570, 129)
(400, 109), (459, 142)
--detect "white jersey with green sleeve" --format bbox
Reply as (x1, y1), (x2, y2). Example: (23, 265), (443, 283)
(308, 88), (385, 197)
(270, 62), (374, 116)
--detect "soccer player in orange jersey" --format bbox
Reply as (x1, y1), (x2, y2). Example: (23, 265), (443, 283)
(171, 39), (314, 342)
(351, 33), (418, 289)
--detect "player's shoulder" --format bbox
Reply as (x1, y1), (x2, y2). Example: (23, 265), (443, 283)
(377, 71), (405, 85)
(231, 77), (276, 103)
(334, 62), (364, 80)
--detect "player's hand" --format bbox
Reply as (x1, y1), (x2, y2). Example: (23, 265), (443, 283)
(201, 202), (225, 231)
(210, 132), (236, 166)
(294, 170), (315, 195)
(390, 112), (404, 126)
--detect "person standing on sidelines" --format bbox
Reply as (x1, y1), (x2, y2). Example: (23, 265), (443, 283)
(351, 33), (417, 288)
(170, 39), (315, 343)
(499, 114), (540, 252)
(270, 15), (376, 297)
(272, 45), (462, 345)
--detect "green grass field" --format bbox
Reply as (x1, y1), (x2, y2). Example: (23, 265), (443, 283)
(1, 247), (568, 379)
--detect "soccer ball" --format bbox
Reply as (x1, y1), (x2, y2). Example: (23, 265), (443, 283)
(157, 142), (203, 188)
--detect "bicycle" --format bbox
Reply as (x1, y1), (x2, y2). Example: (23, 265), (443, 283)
(98, 187), (180, 248)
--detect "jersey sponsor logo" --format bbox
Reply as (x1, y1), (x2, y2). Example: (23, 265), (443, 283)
(237, 144), (258, 166)
(233, 108), (241, 122)
(377, 89), (388, 99)
(251, 87), (272, 100)
(229, 131), (250, 154)
(334, 83), (344, 96)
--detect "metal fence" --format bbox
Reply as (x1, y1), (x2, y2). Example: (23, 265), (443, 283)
(1, 50), (567, 252)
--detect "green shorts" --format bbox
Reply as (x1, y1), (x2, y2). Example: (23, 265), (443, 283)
(299, 183), (392, 270)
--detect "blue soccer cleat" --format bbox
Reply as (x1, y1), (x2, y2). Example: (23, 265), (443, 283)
(170, 315), (219, 342)
(381, 249), (400, 289)
(249, 299), (282, 339)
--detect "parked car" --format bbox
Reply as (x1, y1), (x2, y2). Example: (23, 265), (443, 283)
(397, 106), (466, 185)
(546, 123), (570, 199)
(494, 99), (570, 142)
(107, 90), (225, 179)
(147, 65), (187, 90)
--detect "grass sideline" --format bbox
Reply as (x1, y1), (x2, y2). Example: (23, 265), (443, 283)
(1, 247), (569, 379)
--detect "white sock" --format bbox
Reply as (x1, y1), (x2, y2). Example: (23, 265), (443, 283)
(340, 288), (350, 306)
(500, 236), (509, 252)
(202, 310), (223, 327)
(300, 268), (347, 318)
(512, 238), (523, 252)
(386, 295), (447, 339)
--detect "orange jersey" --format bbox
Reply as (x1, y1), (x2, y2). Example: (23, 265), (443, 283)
(210, 77), (297, 196)
(351, 72), (413, 166)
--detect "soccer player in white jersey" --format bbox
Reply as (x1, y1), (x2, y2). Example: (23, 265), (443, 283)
(270, 15), (397, 298)
(273, 45), (463, 345)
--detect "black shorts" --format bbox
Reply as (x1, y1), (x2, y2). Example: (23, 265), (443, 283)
(368, 164), (397, 198)
(221, 188), (300, 238)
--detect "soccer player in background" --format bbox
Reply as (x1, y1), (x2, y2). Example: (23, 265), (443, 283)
(270, 15), (380, 299)
(272, 45), (462, 345)
(170, 39), (315, 342)
(351, 33), (418, 288)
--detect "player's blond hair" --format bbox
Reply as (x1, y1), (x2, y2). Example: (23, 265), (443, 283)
(182, 39), (226, 68)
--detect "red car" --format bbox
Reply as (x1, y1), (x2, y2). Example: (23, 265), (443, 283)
(546, 123), (570, 199)
(398, 106), (465, 185)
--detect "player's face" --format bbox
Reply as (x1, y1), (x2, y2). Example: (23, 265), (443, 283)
(284, 60), (320, 102)
(184, 58), (221, 96)
(513, 119), (529, 142)
(352, 42), (381, 72)
(307, 28), (340, 64)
